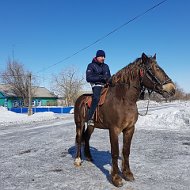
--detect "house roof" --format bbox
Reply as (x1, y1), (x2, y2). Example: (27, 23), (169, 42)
(0, 84), (57, 98)
(32, 86), (58, 98)
(0, 84), (15, 97)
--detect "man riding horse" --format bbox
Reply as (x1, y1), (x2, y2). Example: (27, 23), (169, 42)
(86, 50), (111, 126)
(75, 53), (176, 187)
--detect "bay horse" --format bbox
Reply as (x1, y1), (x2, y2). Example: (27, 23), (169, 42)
(74, 53), (175, 187)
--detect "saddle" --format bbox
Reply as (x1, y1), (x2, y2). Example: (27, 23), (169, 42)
(83, 87), (109, 122)
(85, 87), (109, 108)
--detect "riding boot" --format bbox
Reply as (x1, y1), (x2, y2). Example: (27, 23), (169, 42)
(87, 119), (94, 126)
(87, 86), (102, 126)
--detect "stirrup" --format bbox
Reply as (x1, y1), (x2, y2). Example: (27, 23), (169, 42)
(87, 119), (94, 126)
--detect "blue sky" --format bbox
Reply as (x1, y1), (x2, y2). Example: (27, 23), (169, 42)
(0, 0), (190, 92)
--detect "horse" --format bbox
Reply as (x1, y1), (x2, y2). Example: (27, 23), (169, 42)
(74, 53), (175, 187)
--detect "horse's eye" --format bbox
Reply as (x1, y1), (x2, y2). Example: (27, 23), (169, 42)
(155, 65), (160, 70)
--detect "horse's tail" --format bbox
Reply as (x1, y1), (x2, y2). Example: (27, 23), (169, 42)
(74, 94), (88, 123)
(74, 94), (89, 145)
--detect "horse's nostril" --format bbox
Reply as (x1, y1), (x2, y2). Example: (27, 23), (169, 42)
(168, 89), (175, 97)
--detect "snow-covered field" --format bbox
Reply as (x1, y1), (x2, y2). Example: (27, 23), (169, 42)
(136, 100), (190, 131)
(1, 101), (189, 131)
(0, 101), (190, 190)
(0, 106), (74, 126)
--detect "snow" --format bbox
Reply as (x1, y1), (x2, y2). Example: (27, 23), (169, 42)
(0, 107), (73, 126)
(136, 100), (190, 131)
(0, 101), (190, 190)
(1, 100), (190, 131)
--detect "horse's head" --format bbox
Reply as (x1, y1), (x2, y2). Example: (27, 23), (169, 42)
(139, 53), (175, 98)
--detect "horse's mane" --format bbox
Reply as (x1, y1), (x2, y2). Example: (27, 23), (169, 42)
(110, 57), (142, 85)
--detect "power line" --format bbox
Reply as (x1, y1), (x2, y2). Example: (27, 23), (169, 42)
(36, 0), (168, 74)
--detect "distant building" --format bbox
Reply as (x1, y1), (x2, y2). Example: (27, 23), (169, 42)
(0, 84), (58, 108)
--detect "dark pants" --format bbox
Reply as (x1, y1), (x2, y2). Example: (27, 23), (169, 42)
(88, 86), (103, 121)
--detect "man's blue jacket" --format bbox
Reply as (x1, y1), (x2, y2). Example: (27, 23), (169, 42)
(86, 58), (111, 85)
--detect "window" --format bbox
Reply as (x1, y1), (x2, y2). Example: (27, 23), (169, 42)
(13, 100), (19, 108)
(32, 100), (35, 106)
(37, 100), (41, 106)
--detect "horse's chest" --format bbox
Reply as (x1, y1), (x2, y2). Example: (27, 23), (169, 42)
(120, 114), (138, 129)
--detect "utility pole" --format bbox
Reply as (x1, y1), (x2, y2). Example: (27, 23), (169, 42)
(28, 73), (33, 116)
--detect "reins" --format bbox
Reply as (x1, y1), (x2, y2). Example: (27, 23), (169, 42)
(138, 64), (154, 116)
(138, 90), (152, 116)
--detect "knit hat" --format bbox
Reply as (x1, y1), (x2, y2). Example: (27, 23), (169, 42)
(96, 50), (106, 58)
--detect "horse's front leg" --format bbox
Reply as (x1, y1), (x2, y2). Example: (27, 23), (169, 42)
(109, 129), (123, 187)
(84, 125), (94, 161)
(122, 126), (135, 181)
(74, 122), (84, 166)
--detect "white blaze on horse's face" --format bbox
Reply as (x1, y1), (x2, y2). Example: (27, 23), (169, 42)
(162, 83), (176, 96)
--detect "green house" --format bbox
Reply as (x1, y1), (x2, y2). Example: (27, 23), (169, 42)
(0, 84), (58, 109)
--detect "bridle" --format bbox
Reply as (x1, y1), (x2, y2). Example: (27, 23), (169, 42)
(138, 60), (172, 116)
(139, 61), (172, 93)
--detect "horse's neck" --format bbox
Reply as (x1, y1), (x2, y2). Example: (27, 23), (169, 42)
(107, 60), (142, 103)
(109, 63), (142, 103)
(126, 80), (141, 102)
(107, 81), (140, 104)
(111, 61), (141, 85)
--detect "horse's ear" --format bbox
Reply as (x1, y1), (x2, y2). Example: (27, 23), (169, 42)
(142, 52), (148, 62)
(153, 53), (156, 60)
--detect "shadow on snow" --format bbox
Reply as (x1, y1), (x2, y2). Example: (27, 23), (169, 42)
(68, 145), (122, 180)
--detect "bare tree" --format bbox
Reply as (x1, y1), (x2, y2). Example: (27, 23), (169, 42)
(170, 82), (185, 100)
(51, 66), (85, 106)
(1, 59), (35, 106)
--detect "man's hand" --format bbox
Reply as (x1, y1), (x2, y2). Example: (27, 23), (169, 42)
(99, 75), (107, 83)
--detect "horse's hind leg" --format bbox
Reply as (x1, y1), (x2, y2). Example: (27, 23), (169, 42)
(74, 122), (85, 166)
(122, 126), (135, 181)
(84, 126), (94, 161)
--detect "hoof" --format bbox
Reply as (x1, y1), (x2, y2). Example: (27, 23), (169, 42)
(123, 171), (135, 181)
(86, 157), (93, 162)
(74, 157), (82, 167)
(111, 174), (123, 187)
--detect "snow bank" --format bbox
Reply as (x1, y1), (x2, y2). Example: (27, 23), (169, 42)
(137, 100), (160, 108)
(0, 106), (58, 126)
(137, 101), (190, 130)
